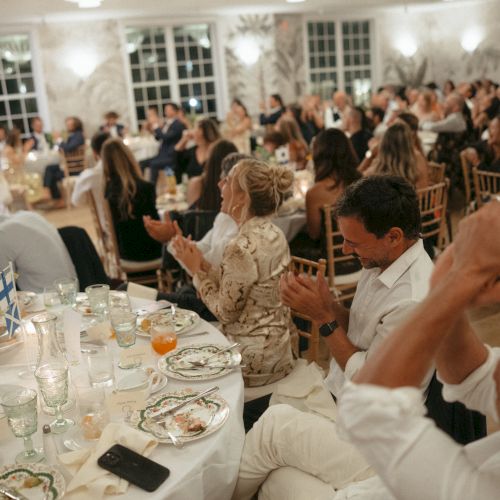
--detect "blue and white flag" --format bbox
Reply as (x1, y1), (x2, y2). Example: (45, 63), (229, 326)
(0, 263), (21, 338)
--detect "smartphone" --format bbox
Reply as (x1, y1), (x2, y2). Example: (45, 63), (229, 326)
(97, 444), (170, 492)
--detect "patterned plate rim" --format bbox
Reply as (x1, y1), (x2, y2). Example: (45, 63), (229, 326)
(0, 463), (66, 499)
(157, 343), (239, 381)
(136, 308), (200, 337)
(128, 390), (230, 444)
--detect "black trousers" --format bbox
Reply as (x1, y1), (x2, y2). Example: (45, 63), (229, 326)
(43, 163), (64, 199)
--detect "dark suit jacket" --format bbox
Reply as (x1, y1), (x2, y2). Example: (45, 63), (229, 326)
(106, 179), (162, 262)
(99, 123), (125, 137)
(30, 133), (52, 152)
(59, 131), (85, 154)
(154, 119), (186, 166)
(259, 108), (284, 126)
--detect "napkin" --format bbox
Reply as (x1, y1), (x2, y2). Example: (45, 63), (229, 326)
(59, 422), (158, 500)
(269, 359), (337, 422)
(127, 282), (158, 301)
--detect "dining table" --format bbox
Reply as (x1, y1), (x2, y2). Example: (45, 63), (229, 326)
(0, 294), (245, 500)
(123, 136), (160, 163)
(24, 150), (62, 175)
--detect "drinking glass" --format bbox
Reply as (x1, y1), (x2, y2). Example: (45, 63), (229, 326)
(110, 310), (140, 369)
(54, 277), (79, 307)
(85, 284), (110, 318)
(109, 291), (131, 312)
(83, 343), (115, 388)
(76, 386), (110, 440)
(150, 319), (177, 355)
(43, 287), (63, 314)
(1, 388), (44, 463)
(35, 364), (74, 434)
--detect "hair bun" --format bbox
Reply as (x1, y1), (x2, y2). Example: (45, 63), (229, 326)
(269, 164), (294, 194)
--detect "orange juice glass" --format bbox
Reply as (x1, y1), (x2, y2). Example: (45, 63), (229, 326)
(150, 320), (177, 355)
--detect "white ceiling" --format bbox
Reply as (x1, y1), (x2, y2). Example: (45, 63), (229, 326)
(0, 0), (472, 24)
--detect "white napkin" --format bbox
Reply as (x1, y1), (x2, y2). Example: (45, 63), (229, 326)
(269, 359), (337, 422)
(59, 422), (158, 500)
(127, 282), (158, 301)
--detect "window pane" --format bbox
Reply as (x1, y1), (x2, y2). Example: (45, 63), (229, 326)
(206, 81), (215, 95)
(160, 86), (170, 99)
(6, 79), (18, 94)
(132, 68), (141, 83)
(145, 68), (155, 81)
(0, 102), (5, 116)
(25, 97), (37, 113)
(146, 87), (157, 100)
(129, 50), (139, 65)
(134, 88), (143, 101)
(158, 66), (168, 80)
(204, 64), (213, 76)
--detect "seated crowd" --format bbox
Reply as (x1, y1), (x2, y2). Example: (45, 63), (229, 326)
(0, 76), (499, 499)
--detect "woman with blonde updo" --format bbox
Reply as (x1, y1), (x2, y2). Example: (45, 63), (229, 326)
(173, 159), (295, 387)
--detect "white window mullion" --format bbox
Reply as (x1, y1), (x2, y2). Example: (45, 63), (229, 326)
(336, 21), (345, 93)
(165, 26), (180, 105)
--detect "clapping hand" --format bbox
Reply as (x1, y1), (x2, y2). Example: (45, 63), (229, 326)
(172, 234), (204, 275)
(143, 212), (179, 243)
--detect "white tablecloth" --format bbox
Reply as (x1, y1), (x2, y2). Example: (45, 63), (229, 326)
(124, 137), (160, 163)
(24, 150), (61, 174)
(274, 211), (307, 242)
(0, 298), (245, 500)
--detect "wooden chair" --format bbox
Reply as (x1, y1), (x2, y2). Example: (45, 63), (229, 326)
(287, 256), (326, 364)
(323, 204), (362, 303)
(460, 150), (475, 213)
(61, 145), (87, 207)
(417, 179), (450, 254)
(101, 198), (162, 286)
(428, 161), (446, 184)
(87, 191), (110, 274)
(473, 167), (500, 209)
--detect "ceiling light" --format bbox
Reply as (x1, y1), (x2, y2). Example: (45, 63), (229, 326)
(461, 27), (483, 53)
(65, 0), (103, 9)
(395, 34), (418, 58)
(286, 0), (306, 3)
(234, 37), (260, 66)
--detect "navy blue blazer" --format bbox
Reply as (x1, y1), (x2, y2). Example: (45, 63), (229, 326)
(154, 119), (186, 166)
(59, 131), (85, 154)
(259, 108), (284, 126)
(99, 123), (125, 137)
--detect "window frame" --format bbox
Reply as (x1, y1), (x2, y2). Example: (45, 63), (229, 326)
(303, 16), (378, 104)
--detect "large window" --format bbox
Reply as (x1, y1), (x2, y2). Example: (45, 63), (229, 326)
(307, 20), (373, 105)
(0, 34), (38, 135)
(126, 23), (217, 125)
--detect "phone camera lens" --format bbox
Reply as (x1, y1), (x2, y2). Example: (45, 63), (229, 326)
(105, 452), (121, 466)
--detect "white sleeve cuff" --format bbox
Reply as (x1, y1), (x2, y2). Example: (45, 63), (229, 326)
(344, 350), (368, 381)
(438, 346), (500, 423)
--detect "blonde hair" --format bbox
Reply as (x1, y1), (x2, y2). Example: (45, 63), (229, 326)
(277, 117), (308, 149)
(102, 138), (143, 219)
(232, 159), (294, 218)
(373, 122), (419, 186)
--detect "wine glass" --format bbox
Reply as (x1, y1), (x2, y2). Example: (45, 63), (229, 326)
(35, 363), (74, 434)
(1, 388), (45, 463)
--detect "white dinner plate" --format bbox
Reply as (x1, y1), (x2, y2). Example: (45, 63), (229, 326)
(136, 308), (200, 337)
(157, 343), (242, 381)
(0, 463), (66, 499)
(128, 389), (230, 444)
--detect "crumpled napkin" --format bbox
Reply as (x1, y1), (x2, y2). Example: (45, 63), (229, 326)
(58, 422), (158, 499)
(269, 359), (337, 421)
(127, 282), (158, 301)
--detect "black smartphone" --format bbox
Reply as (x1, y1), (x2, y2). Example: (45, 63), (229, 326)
(97, 444), (170, 492)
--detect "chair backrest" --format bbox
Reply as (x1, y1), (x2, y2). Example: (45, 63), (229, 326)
(87, 191), (107, 264)
(417, 179), (449, 251)
(101, 197), (125, 280)
(287, 256), (326, 364)
(460, 150), (473, 208)
(472, 167), (500, 209)
(63, 145), (87, 175)
(323, 204), (361, 302)
(180, 210), (218, 241)
(428, 161), (446, 184)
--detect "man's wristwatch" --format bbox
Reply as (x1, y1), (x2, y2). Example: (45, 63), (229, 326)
(319, 319), (339, 338)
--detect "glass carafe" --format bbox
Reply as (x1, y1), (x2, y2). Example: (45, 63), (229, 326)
(33, 313), (74, 434)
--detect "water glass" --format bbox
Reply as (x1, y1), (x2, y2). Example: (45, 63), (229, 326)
(1, 388), (44, 463)
(35, 364), (74, 434)
(109, 291), (131, 311)
(76, 386), (110, 440)
(54, 277), (79, 306)
(150, 319), (177, 355)
(43, 287), (62, 313)
(110, 310), (137, 348)
(83, 343), (115, 388)
(85, 284), (110, 317)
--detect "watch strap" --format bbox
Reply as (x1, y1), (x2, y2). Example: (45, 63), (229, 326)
(319, 319), (339, 338)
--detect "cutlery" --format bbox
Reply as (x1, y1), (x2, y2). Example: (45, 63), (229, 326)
(133, 300), (173, 316)
(187, 343), (240, 367)
(167, 431), (184, 449)
(147, 385), (219, 420)
(178, 331), (209, 339)
(174, 364), (246, 370)
(0, 484), (28, 500)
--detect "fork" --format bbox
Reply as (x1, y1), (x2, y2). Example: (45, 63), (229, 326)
(187, 342), (240, 367)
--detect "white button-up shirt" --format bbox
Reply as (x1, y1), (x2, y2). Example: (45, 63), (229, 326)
(335, 346), (500, 500)
(324, 239), (433, 396)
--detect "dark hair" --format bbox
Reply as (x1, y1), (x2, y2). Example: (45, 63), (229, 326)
(197, 118), (221, 144)
(271, 94), (284, 108)
(371, 107), (385, 123)
(91, 131), (111, 155)
(313, 129), (361, 186)
(221, 152), (251, 178)
(67, 116), (83, 132)
(104, 111), (119, 119)
(165, 102), (179, 112)
(335, 176), (421, 240)
(232, 98), (249, 117)
(6, 128), (20, 148)
(263, 131), (286, 147)
(197, 140), (238, 211)
(30, 116), (42, 127)
(397, 112), (419, 133)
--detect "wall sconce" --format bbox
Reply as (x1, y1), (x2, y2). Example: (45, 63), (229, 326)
(395, 34), (418, 58)
(461, 27), (483, 53)
(65, 49), (99, 78)
(234, 36), (260, 66)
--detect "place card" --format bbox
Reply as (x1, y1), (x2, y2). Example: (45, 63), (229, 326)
(127, 282), (158, 301)
(87, 320), (112, 342)
(119, 344), (150, 368)
(107, 390), (148, 420)
(63, 308), (82, 365)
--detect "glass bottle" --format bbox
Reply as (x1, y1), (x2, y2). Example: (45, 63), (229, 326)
(33, 313), (74, 434)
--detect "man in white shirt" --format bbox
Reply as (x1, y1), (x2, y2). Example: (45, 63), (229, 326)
(0, 211), (76, 292)
(71, 131), (110, 233)
(29, 117), (50, 153)
(336, 201), (500, 500)
(324, 90), (351, 130)
(233, 176), (434, 499)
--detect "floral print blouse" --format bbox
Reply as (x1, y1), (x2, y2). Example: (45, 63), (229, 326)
(193, 216), (295, 387)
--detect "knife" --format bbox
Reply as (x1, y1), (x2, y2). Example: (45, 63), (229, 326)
(147, 385), (219, 420)
(0, 484), (28, 500)
(133, 300), (173, 316)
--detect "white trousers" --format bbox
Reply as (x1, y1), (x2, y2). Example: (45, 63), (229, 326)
(232, 404), (374, 500)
